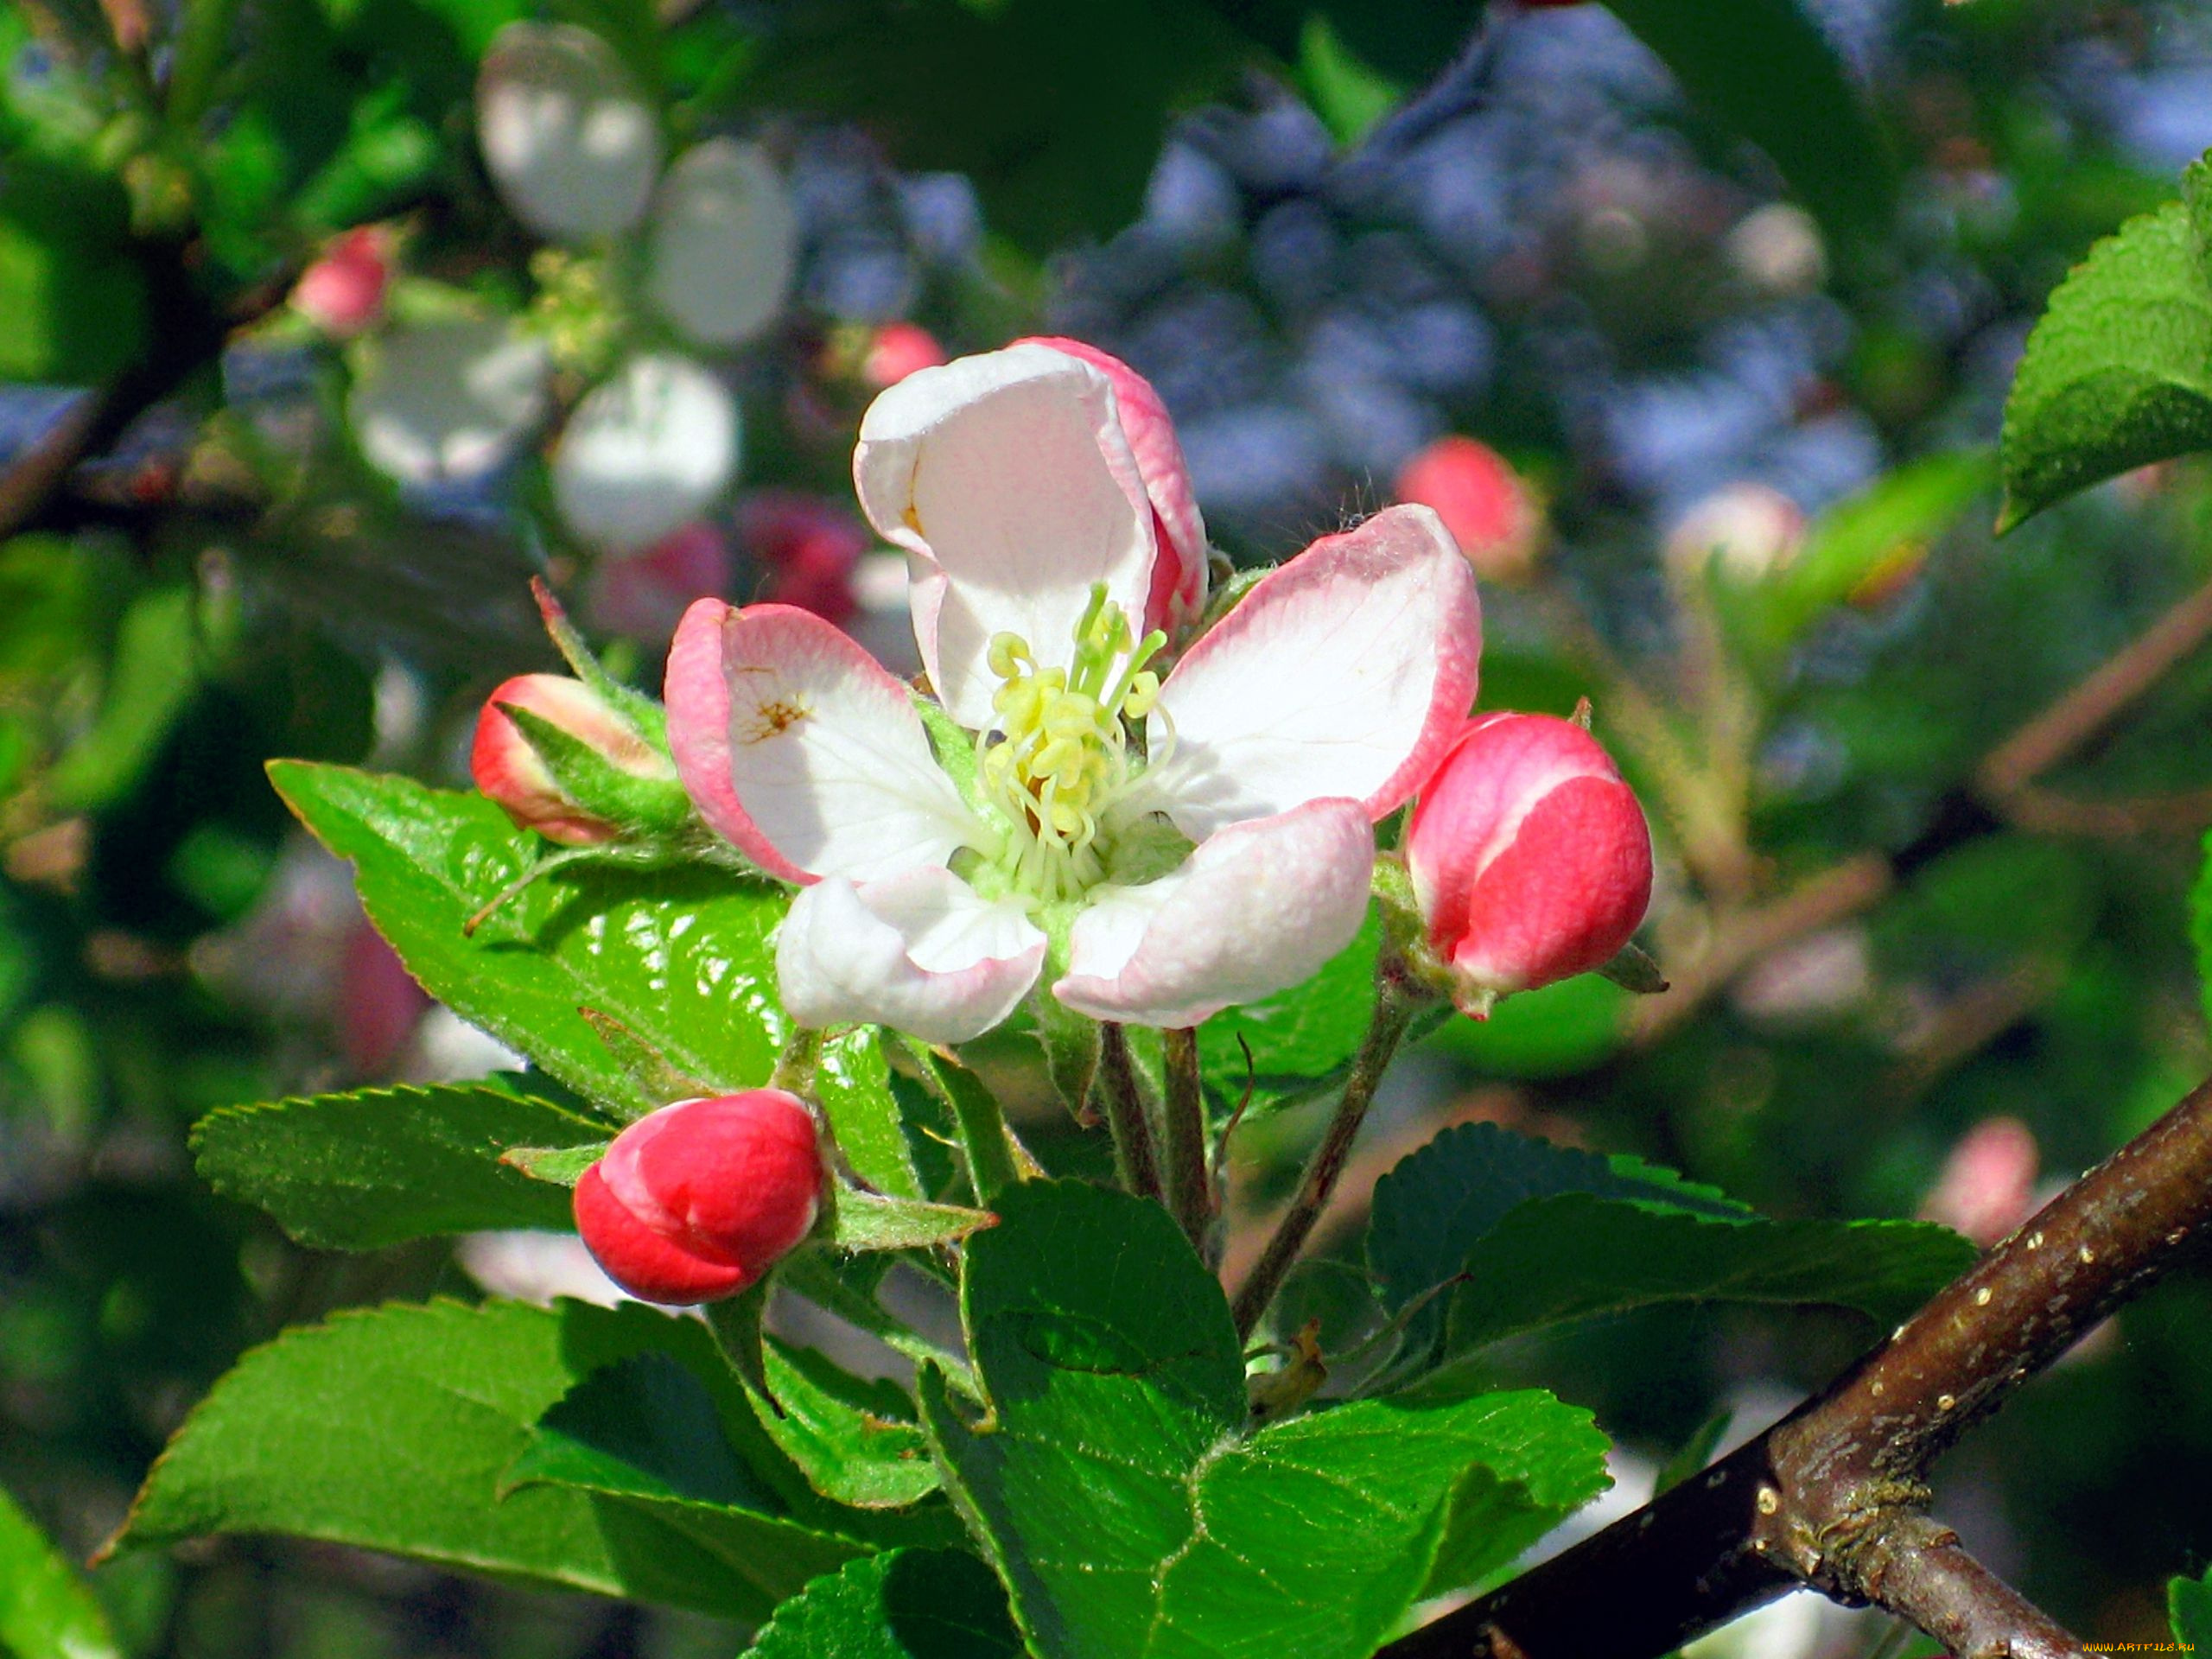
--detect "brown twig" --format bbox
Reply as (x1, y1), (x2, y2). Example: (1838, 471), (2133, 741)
(1377, 1070), (2212, 1659)
(1097, 1024), (1162, 1203)
(1230, 982), (1420, 1341)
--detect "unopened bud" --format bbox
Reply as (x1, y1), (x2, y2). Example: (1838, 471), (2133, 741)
(1663, 482), (1804, 585)
(861, 321), (948, 389)
(574, 1091), (823, 1303)
(470, 673), (685, 845)
(1406, 713), (1654, 1012)
(1394, 436), (1545, 585)
(291, 226), (394, 337)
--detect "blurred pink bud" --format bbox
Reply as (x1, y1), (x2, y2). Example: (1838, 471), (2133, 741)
(1394, 436), (1544, 584)
(1922, 1116), (2040, 1248)
(1406, 713), (1654, 1014)
(470, 673), (673, 845)
(1664, 481), (1805, 583)
(1014, 335), (1208, 634)
(337, 919), (429, 1077)
(290, 226), (393, 337)
(736, 492), (868, 626)
(574, 1090), (823, 1303)
(589, 523), (732, 643)
(862, 321), (949, 389)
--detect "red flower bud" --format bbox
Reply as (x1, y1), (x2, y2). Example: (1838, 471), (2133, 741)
(291, 226), (393, 338)
(589, 522), (733, 643)
(736, 491), (868, 626)
(862, 321), (949, 389)
(470, 673), (676, 845)
(1394, 436), (1544, 585)
(574, 1090), (823, 1304)
(1406, 714), (1653, 1010)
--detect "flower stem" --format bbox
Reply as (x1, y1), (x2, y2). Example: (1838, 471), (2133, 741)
(1162, 1026), (1211, 1249)
(1098, 1023), (1162, 1201)
(1230, 982), (1420, 1341)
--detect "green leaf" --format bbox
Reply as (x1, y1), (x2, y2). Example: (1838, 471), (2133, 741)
(499, 1142), (607, 1187)
(270, 762), (790, 1117)
(906, 1042), (1020, 1205)
(1653, 1408), (1734, 1497)
(1196, 906), (1381, 1116)
(2172, 1561), (2212, 1649)
(1296, 15), (1402, 147)
(819, 1027), (930, 1201)
(1999, 167), (2212, 531)
(1602, 0), (1893, 240)
(578, 1008), (714, 1109)
(48, 585), (201, 812)
(112, 1299), (868, 1618)
(1368, 1124), (1976, 1369)
(510, 1346), (962, 1557)
(829, 1188), (996, 1254)
(0, 157), (149, 384)
(192, 1084), (610, 1249)
(747, 1548), (1020, 1659)
(751, 1341), (943, 1511)
(0, 1483), (119, 1659)
(921, 1180), (1609, 1657)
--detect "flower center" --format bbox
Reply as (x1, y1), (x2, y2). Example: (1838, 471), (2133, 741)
(976, 584), (1165, 903)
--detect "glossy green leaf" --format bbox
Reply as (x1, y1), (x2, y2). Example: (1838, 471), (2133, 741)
(191, 1083), (610, 1249)
(750, 1340), (942, 1511)
(819, 1027), (928, 1200)
(1603, 0), (1893, 240)
(270, 762), (790, 1117)
(922, 1180), (1609, 1657)
(1369, 1124), (1975, 1370)
(829, 1189), (996, 1254)
(747, 1548), (1020, 1659)
(0, 1483), (119, 1659)
(112, 1299), (869, 1618)
(509, 1347), (961, 1556)
(2172, 1561), (2212, 1649)
(1999, 161), (2212, 531)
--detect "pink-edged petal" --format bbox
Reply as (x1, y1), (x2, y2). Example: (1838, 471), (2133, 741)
(664, 599), (980, 884)
(778, 868), (1046, 1043)
(1139, 504), (1481, 842)
(1052, 799), (1373, 1028)
(852, 344), (1157, 728)
(1016, 336), (1207, 632)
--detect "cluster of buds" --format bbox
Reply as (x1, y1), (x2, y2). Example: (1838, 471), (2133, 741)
(573, 1090), (823, 1302)
(1402, 711), (1655, 1018)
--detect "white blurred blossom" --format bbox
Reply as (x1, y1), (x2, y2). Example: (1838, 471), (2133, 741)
(348, 316), (551, 486)
(476, 23), (660, 243)
(552, 352), (741, 554)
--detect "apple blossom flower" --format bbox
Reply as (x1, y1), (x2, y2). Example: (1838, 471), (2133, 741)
(575, 1090), (823, 1303)
(472, 672), (684, 845)
(551, 353), (741, 555)
(347, 317), (552, 486)
(1663, 481), (1805, 583)
(1013, 336), (1209, 636)
(664, 342), (1480, 1042)
(1922, 1116), (2040, 1248)
(290, 226), (394, 337)
(1405, 712), (1653, 1014)
(1394, 435), (1545, 584)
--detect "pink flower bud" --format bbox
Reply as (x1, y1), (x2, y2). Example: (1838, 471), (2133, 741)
(1014, 335), (1207, 633)
(1406, 714), (1654, 1010)
(1663, 482), (1804, 584)
(1921, 1116), (2039, 1248)
(290, 226), (393, 337)
(862, 321), (948, 389)
(574, 1090), (823, 1304)
(1394, 436), (1544, 585)
(337, 919), (429, 1077)
(736, 491), (868, 626)
(470, 673), (674, 845)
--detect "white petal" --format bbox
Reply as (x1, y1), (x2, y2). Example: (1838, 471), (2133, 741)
(852, 344), (1157, 728)
(349, 318), (550, 486)
(1053, 799), (1374, 1028)
(664, 598), (982, 884)
(1139, 504), (1481, 842)
(647, 139), (797, 349)
(553, 353), (740, 554)
(779, 868), (1046, 1043)
(477, 22), (659, 243)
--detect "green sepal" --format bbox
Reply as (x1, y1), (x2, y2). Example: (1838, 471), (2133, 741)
(1188, 561), (1272, 638)
(532, 577), (670, 745)
(704, 1277), (779, 1414)
(499, 1143), (608, 1186)
(1595, 941), (1669, 995)
(903, 1038), (1022, 1205)
(912, 690), (988, 817)
(498, 701), (693, 836)
(1028, 906), (1103, 1118)
(581, 1007), (719, 1116)
(825, 1185), (997, 1252)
